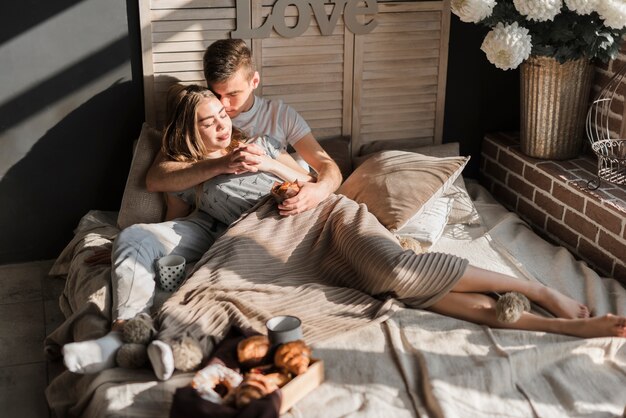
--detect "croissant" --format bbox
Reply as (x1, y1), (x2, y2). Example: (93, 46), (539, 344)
(237, 335), (270, 367)
(234, 373), (279, 408)
(274, 340), (311, 376)
(271, 181), (301, 203)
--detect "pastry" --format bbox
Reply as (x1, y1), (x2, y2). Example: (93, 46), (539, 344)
(271, 181), (300, 203)
(235, 372), (279, 408)
(237, 335), (270, 367)
(191, 363), (243, 404)
(274, 340), (311, 376)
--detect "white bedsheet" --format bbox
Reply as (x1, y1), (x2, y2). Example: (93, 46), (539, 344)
(45, 181), (626, 417)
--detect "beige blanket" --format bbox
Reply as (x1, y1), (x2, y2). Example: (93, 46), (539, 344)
(45, 184), (626, 417)
(156, 194), (467, 353)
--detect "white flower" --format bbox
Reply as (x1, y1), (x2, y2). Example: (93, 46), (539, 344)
(481, 22), (533, 70)
(596, 0), (626, 29)
(564, 0), (598, 14)
(513, 0), (563, 22)
(451, 0), (496, 23)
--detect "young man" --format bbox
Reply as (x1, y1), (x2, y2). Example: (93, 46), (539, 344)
(146, 39), (343, 216)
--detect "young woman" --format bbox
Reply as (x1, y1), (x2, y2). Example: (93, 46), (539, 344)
(62, 85), (314, 374)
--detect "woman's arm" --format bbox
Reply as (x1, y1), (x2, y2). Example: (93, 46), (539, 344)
(258, 150), (315, 183)
(164, 193), (192, 221)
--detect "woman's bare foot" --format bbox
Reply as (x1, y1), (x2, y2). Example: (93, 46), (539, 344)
(535, 286), (589, 319)
(562, 314), (626, 338)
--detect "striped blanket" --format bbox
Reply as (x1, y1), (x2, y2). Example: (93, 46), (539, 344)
(156, 194), (468, 357)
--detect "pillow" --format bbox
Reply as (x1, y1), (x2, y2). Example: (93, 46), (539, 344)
(354, 141), (481, 226)
(395, 196), (453, 246)
(354, 142), (461, 168)
(337, 150), (469, 231)
(117, 123), (165, 229)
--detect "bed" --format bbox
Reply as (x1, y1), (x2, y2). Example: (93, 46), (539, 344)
(45, 1), (626, 417)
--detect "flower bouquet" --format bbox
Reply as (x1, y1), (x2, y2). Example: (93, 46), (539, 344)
(451, 0), (626, 70)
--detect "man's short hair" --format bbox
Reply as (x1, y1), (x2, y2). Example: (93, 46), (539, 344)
(203, 39), (255, 85)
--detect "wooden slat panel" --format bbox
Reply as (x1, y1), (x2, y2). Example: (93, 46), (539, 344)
(263, 73), (343, 86)
(311, 127), (342, 139)
(360, 129), (435, 142)
(299, 109), (343, 121)
(153, 30), (236, 43)
(365, 48), (440, 61)
(263, 63), (343, 77)
(362, 95), (438, 112)
(362, 119), (435, 134)
(262, 44), (343, 57)
(290, 100), (343, 113)
(362, 58), (439, 72)
(362, 67), (439, 80)
(308, 118), (343, 129)
(263, 82), (342, 95)
(363, 85), (439, 99)
(262, 53), (344, 66)
(153, 39), (225, 53)
(265, 91), (343, 103)
(151, 8), (235, 21)
(361, 110), (435, 124)
(154, 60), (203, 73)
(152, 20), (236, 32)
(157, 71), (204, 81)
(364, 38), (441, 51)
(141, 0), (451, 148)
(151, 0), (235, 9)
(376, 11), (441, 23)
(154, 51), (204, 62)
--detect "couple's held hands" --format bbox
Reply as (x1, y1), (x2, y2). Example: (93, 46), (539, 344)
(278, 181), (329, 216)
(225, 142), (268, 175)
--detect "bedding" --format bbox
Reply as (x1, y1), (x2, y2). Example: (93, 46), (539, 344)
(45, 178), (626, 418)
(337, 151), (469, 231)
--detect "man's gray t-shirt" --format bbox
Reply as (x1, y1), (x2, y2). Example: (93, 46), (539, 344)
(171, 135), (285, 226)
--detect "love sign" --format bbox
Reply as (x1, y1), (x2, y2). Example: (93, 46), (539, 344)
(231, 0), (378, 38)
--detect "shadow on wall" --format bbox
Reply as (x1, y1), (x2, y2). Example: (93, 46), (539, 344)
(0, 0), (144, 264)
(0, 80), (142, 263)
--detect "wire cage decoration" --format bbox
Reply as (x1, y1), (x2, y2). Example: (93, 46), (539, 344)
(586, 63), (626, 190)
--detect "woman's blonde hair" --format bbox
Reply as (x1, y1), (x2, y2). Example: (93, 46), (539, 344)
(162, 84), (248, 162)
(161, 84), (216, 162)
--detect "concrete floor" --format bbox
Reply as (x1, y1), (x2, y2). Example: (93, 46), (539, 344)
(0, 260), (65, 418)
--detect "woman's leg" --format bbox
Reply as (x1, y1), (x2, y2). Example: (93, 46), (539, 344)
(428, 292), (626, 338)
(450, 265), (589, 319)
(63, 215), (223, 374)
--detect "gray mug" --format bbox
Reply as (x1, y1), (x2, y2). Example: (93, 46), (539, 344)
(266, 315), (303, 346)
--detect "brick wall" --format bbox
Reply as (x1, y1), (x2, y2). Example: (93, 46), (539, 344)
(480, 133), (626, 286)
(591, 46), (626, 139)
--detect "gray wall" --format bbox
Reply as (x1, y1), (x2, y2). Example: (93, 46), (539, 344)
(0, 5), (518, 264)
(0, 0), (143, 263)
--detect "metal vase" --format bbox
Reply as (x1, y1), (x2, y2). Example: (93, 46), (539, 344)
(520, 55), (594, 160)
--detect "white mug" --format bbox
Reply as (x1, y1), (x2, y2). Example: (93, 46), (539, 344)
(157, 255), (186, 292)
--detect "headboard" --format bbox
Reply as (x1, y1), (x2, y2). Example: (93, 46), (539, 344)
(139, 0), (450, 156)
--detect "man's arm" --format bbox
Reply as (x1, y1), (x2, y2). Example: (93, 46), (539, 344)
(279, 133), (343, 216)
(146, 151), (215, 193)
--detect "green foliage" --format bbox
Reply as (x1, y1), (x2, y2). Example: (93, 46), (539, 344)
(478, 1), (626, 63)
